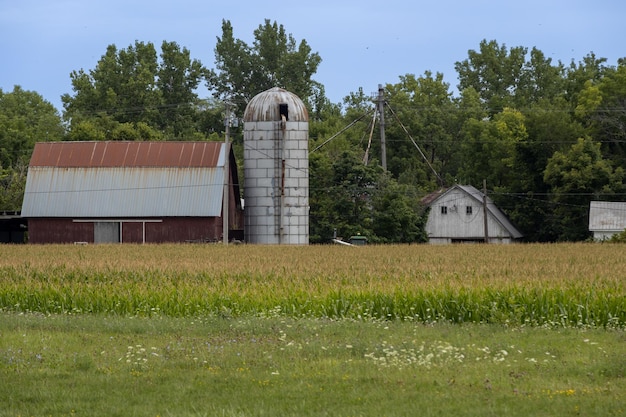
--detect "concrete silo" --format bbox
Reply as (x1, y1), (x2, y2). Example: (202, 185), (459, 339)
(243, 87), (309, 244)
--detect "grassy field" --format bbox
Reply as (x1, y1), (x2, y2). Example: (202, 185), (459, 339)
(0, 243), (624, 325)
(0, 243), (625, 416)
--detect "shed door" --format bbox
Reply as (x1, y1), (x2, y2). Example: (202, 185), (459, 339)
(94, 222), (120, 243)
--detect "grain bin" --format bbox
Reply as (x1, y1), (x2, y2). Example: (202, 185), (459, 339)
(243, 87), (309, 244)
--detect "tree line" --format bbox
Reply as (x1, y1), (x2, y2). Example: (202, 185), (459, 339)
(1, 20), (625, 242)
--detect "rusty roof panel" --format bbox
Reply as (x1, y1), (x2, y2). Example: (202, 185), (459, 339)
(88, 142), (106, 166)
(30, 141), (223, 168)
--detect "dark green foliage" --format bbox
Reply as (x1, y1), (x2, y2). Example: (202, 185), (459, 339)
(309, 150), (381, 242)
(0, 87), (64, 210)
(5, 29), (626, 242)
(0, 164), (28, 211)
(370, 175), (428, 243)
(609, 229), (626, 242)
(544, 137), (624, 240)
(208, 19), (323, 115)
(0, 86), (64, 167)
(62, 40), (213, 140)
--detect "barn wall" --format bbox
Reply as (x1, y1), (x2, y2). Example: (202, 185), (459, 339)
(28, 219), (94, 244)
(145, 218), (222, 243)
(121, 222), (143, 243)
(27, 218), (223, 244)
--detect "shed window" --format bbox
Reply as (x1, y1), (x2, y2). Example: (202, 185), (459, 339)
(466, 206), (473, 215)
(441, 206), (448, 215)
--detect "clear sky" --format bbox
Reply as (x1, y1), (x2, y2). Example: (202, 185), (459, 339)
(1, 0), (624, 112)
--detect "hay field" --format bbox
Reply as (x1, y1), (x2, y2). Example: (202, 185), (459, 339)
(1, 243), (624, 327)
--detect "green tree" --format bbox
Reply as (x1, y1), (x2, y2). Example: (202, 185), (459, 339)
(0, 162), (28, 211)
(455, 39), (527, 113)
(564, 52), (610, 106)
(385, 72), (456, 188)
(458, 108), (527, 188)
(309, 149), (381, 243)
(62, 41), (210, 140)
(455, 40), (567, 113)
(63, 42), (160, 125)
(309, 148), (428, 244)
(0, 86), (64, 168)
(591, 62), (626, 160)
(544, 137), (624, 241)
(209, 19), (323, 114)
(506, 99), (585, 241)
(309, 87), (375, 168)
(371, 174), (428, 243)
(609, 228), (626, 242)
(0, 86), (64, 210)
(517, 48), (566, 106)
(309, 150), (337, 243)
(156, 41), (207, 137)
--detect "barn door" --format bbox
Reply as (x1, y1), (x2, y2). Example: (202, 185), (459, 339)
(94, 222), (120, 243)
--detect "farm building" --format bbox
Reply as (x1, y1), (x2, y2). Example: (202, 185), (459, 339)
(243, 87), (309, 244)
(422, 184), (522, 244)
(0, 211), (26, 243)
(588, 201), (626, 240)
(21, 141), (243, 244)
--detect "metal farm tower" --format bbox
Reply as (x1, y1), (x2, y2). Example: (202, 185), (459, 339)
(243, 87), (309, 244)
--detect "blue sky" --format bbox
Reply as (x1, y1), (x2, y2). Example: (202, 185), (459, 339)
(1, 0), (624, 111)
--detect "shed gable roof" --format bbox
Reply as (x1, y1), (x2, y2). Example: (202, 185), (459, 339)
(22, 141), (227, 218)
(589, 201), (626, 232)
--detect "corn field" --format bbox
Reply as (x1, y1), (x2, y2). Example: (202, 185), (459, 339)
(0, 243), (624, 327)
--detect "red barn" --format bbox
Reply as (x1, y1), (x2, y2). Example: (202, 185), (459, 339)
(21, 141), (243, 244)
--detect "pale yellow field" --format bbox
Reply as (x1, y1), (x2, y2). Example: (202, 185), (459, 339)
(2, 242), (624, 295)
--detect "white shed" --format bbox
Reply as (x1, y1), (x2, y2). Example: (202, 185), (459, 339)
(588, 201), (626, 240)
(422, 184), (522, 244)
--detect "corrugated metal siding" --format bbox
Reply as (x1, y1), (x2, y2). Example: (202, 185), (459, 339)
(589, 201), (626, 231)
(29, 141), (223, 167)
(22, 167), (224, 217)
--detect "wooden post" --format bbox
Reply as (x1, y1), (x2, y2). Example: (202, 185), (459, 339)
(378, 84), (387, 171)
(483, 179), (489, 243)
(223, 103), (230, 245)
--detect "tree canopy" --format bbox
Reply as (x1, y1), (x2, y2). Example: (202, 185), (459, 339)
(4, 26), (626, 242)
(62, 40), (212, 141)
(0, 86), (64, 210)
(208, 19), (324, 116)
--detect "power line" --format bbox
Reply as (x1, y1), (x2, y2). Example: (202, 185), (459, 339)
(311, 111), (373, 152)
(385, 103), (444, 186)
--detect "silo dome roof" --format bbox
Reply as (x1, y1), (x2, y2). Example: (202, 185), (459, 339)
(243, 87), (309, 122)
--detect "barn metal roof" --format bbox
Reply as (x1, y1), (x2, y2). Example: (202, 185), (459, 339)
(29, 141), (223, 167)
(589, 201), (626, 232)
(22, 141), (227, 218)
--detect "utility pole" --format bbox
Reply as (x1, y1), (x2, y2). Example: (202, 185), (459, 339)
(377, 84), (387, 171)
(222, 102), (231, 245)
(482, 179), (489, 244)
